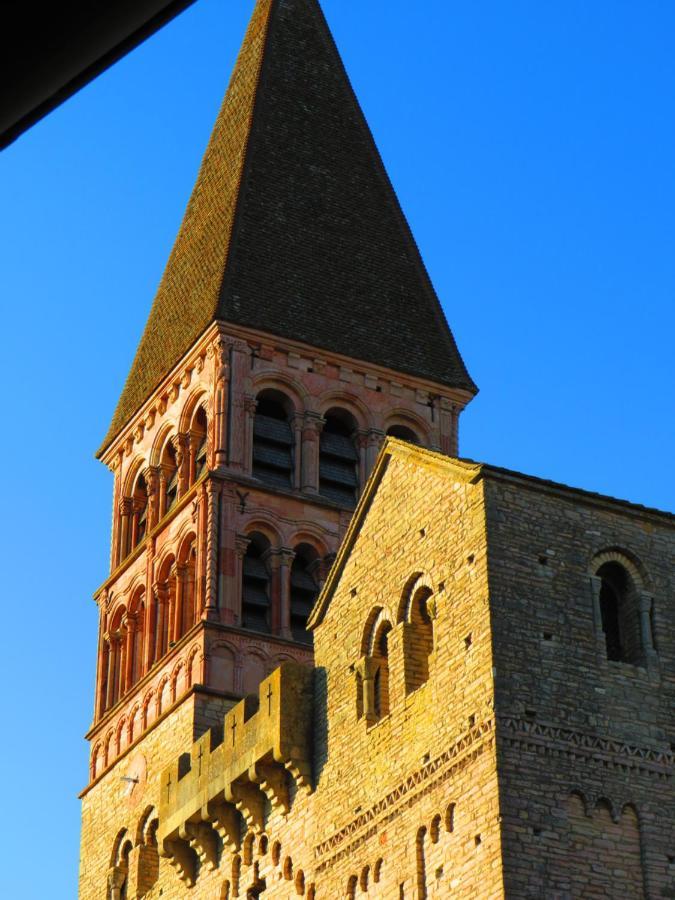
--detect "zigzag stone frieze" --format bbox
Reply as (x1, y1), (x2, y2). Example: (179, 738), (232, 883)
(499, 716), (674, 778)
(314, 718), (495, 869)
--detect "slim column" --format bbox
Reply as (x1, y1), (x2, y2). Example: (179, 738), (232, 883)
(243, 395), (258, 476)
(234, 535), (251, 628)
(292, 415), (303, 490)
(122, 615), (135, 693)
(153, 583), (169, 659)
(301, 413), (324, 493)
(278, 548), (295, 640)
(219, 485), (238, 626)
(171, 433), (190, 497)
(204, 480), (221, 621)
(356, 430), (369, 494)
(173, 563), (188, 640)
(102, 634), (113, 713)
(366, 428), (385, 474)
(209, 335), (231, 468)
(144, 466), (160, 531)
(118, 498), (133, 562)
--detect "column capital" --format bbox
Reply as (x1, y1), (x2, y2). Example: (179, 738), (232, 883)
(119, 497), (134, 516)
(235, 534), (251, 560)
(278, 547), (296, 568)
(638, 590), (654, 613)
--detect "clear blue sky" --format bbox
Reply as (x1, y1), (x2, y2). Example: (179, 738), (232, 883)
(1, 1), (673, 895)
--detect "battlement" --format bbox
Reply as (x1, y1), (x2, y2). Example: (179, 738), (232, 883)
(157, 661), (313, 886)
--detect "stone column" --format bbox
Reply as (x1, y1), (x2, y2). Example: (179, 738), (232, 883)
(172, 433), (190, 497)
(174, 563), (188, 640)
(204, 480), (221, 621)
(153, 582), (169, 659)
(123, 614), (137, 693)
(118, 498), (133, 562)
(108, 631), (123, 707)
(265, 548), (281, 634)
(638, 591), (658, 669)
(107, 867), (126, 900)
(243, 395), (258, 476)
(101, 633), (112, 714)
(228, 341), (252, 471)
(234, 535), (251, 628)
(278, 548), (296, 640)
(291, 414), (303, 490)
(209, 336), (230, 468)
(357, 656), (379, 725)
(110, 459), (122, 568)
(158, 469), (167, 520)
(356, 430), (369, 495)
(301, 413), (324, 493)
(435, 397), (454, 456)
(144, 466), (160, 531)
(449, 403), (460, 457)
(366, 428), (386, 474)
(219, 485), (238, 626)
(589, 575), (608, 661)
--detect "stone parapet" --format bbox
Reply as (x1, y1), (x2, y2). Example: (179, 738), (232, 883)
(158, 661), (313, 886)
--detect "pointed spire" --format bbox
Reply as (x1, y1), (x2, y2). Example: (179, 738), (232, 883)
(99, 0), (476, 456)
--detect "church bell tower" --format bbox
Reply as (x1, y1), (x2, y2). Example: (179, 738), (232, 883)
(79, 1), (476, 896)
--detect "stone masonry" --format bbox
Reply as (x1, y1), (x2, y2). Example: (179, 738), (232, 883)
(81, 440), (674, 897)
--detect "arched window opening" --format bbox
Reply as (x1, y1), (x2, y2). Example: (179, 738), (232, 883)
(253, 391), (294, 488)
(597, 562), (644, 664)
(136, 815), (159, 896)
(131, 474), (148, 550)
(290, 546), (320, 645)
(242, 534), (272, 633)
(191, 406), (208, 483)
(373, 623), (391, 720)
(387, 424), (420, 445)
(406, 586), (434, 694)
(319, 409), (359, 505)
(161, 440), (178, 514)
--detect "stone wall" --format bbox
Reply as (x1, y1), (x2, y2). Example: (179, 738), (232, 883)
(483, 469), (675, 898)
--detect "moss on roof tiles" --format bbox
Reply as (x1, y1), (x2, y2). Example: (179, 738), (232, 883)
(98, 0), (476, 458)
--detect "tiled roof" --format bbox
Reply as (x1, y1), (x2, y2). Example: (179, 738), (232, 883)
(98, 0), (477, 457)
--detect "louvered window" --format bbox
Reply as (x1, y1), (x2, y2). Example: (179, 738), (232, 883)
(253, 396), (293, 488)
(166, 468), (178, 511)
(290, 559), (318, 645)
(137, 504), (147, 544)
(195, 436), (207, 480)
(319, 415), (358, 505)
(242, 550), (271, 634)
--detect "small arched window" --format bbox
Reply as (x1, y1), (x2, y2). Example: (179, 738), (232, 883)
(192, 406), (208, 482)
(253, 391), (294, 488)
(387, 424), (420, 445)
(290, 546), (320, 644)
(320, 409), (359, 505)
(406, 586), (434, 694)
(373, 622), (391, 720)
(597, 561), (645, 665)
(242, 534), (272, 633)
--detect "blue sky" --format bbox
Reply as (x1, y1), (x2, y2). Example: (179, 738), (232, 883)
(1, 1), (673, 895)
